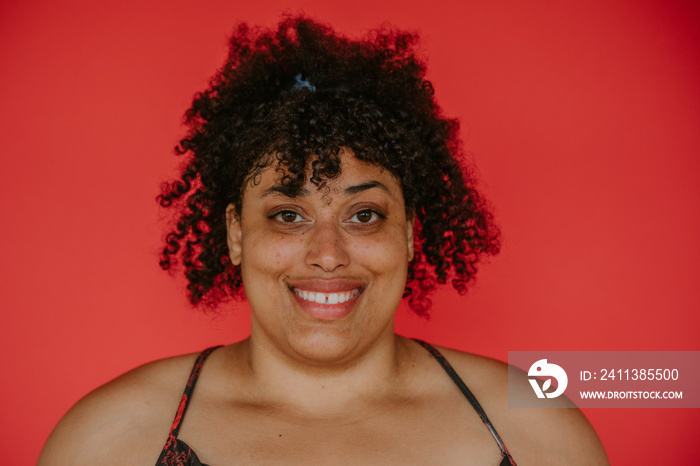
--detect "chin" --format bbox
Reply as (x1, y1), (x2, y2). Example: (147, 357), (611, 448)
(284, 324), (368, 366)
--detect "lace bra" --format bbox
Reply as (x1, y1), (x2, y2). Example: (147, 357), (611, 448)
(155, 341), (517, 465)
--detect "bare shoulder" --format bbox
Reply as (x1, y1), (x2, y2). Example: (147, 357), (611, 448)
(38, 351), (202, 466)
(428, 345), (609, 466)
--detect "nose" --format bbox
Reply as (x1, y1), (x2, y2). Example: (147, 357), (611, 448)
(305, 220), (349, 272)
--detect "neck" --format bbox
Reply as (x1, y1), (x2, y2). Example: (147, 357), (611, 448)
(237, 326), (410, 416)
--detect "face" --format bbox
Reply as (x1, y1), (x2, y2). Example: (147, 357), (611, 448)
(226, 151), (414, 365)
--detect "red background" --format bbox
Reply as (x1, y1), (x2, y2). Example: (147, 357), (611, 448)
(1, 0), (699, 464)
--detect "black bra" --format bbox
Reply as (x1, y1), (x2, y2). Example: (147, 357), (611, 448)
(155, 341), (517, 465)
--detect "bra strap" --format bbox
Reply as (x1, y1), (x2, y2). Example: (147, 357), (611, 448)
(164, 346), (223, 444)
(413, 339), (517, 466)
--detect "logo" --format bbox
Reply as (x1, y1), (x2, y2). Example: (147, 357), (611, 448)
(528, 359), (568, 398)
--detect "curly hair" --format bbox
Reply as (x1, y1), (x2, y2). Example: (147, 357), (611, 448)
(158, 15), (500, 316)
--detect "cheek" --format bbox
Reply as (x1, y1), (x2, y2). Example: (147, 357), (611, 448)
(350, 228), (410, 274)
(241, 230), (306, 278)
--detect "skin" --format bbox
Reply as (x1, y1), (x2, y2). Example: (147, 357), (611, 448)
(38, 152), (609, 465)
(226, 152), (414, 372)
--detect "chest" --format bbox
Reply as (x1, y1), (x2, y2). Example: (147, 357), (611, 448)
(174, 397), (504, 465)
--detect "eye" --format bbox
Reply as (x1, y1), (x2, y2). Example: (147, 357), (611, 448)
(349, 209), (384, 223)
(271, 210), (303, 223)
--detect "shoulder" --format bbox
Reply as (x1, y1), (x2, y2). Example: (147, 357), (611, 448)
(38, 351), (204, 466)
(424, 343), (609, 466)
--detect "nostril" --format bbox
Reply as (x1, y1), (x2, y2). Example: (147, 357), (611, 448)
(308, 244), (349, 271)
(305, 222), (350, 271)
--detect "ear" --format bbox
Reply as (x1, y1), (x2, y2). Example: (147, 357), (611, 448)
(225, 204), (242, 266)
(406, 212), (415, 262)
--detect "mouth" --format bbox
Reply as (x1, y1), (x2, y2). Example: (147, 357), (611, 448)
(287, 282), (364, 320)
(292, 288), (362, 305)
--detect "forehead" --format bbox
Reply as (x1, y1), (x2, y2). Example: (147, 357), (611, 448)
(248, 152), (403, 200)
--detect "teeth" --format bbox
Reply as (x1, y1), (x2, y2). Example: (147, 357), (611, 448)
(293, 288), (360, 304)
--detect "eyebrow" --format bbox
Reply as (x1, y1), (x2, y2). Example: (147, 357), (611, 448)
(261, 185), (311, 198)
(343, 181), (390, 196)
(261, 180), (391, 198)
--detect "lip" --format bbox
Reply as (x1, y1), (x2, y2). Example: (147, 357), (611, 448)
(287, 279), (364, 321)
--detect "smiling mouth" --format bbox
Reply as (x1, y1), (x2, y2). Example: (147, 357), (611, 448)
(292, 288), (362, 304)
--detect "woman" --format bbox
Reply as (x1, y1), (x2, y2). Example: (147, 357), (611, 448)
(39, 16), (608, 465)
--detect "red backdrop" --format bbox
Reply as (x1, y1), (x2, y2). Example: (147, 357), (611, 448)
(1, 0), (699, 464)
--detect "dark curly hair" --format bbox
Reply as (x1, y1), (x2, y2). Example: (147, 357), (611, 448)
(158, 15), (500, 316)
